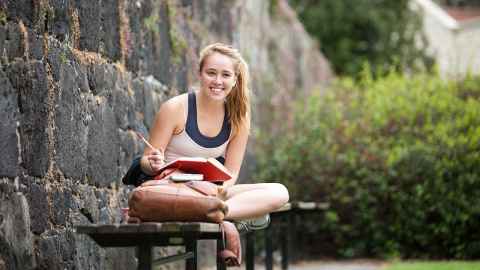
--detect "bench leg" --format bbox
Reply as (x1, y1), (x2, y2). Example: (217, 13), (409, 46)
(137, 244), (152, 270)
(281, 218), (289, 270)
(216, 238), (226, 270)
(185, 239), (197, 270)
(246, 232), (255, 270)
(265, 226), (273, 270)
(288, 210), (297, 263)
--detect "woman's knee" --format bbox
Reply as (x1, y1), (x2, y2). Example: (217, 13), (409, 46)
(270, 183), (290, 207)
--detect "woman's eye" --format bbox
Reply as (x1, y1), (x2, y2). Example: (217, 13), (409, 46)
(223, 73), (232, 78)
(207, 71), (216, 76)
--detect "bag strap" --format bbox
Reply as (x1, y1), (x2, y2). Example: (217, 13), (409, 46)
(184, 181), (218, 196)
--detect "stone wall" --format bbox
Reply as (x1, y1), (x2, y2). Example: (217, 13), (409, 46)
(0, 0), (332, 269)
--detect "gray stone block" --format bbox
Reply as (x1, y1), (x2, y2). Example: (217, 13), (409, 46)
(112, 76), (135, 130)
(8, 60), (49, 177)
(75, 0), (102, 53)
(118, 129), (141, 176)
(51, 187), (72, 226)
(0, 236), (17, 270)
(142, 1), (173, 85)
(88, 64), (117, 95)
(46, 39), (70, 82)
(0, 69), (19, 178)
(36, 234), (63, 270)
(101, 0), (121, 61)
(0, 183), (35, 270)
(54, 62), (89, 181)
(36, 230), (76, 270)
(72, 184), (99, 224)
(72, 232), (103, 270)
(48, 0), (73, 43)
(5, 23), (24, 61)
(143, 77), (166, 129)
(86, 100), (120, 187)
(104, 248), (137, 270)
(26, 182), (49, 235)
(76, 63), (91, 93)
(0, 24), (5, 59)
(133, 75), (167, 130)
(5, 0), (34, 28)
(132, 77), (145, 115)
(26, 27), (44, 60)
(94, 190), (115, 224)
(124, 1), (143, 73)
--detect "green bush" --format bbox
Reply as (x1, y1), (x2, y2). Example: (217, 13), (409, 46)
(254, 71), (480, 259)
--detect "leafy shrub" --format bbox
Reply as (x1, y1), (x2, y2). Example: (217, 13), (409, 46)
(254, 70), (480, 259)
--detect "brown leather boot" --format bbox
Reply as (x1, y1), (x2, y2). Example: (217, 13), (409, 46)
(218, 221), (242, 266)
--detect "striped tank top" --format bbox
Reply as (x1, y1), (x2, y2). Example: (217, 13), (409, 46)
(164, 92), (231, 164)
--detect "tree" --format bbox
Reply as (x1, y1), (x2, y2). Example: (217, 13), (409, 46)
(289, 0), (433, 77)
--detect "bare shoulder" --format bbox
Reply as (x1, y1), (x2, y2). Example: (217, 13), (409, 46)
(159, 93), (187, 114)
(154, 93), (188, 130)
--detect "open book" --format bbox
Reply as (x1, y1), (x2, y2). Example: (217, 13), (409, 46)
(156, 157), (232, 182)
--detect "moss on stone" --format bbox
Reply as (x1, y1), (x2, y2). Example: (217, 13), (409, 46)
(0, 10), (7, 25)
(32, 0), (54, 33)
(166, 1), (187, 66)
(143, 13), (160, 34)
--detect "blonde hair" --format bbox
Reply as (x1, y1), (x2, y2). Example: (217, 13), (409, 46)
(199, 43), (251, 135)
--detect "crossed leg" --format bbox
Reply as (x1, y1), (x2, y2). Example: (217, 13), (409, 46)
(221, 183), (289, 220)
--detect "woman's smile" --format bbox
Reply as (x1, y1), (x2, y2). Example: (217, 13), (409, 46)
(210, 86), (225, 94)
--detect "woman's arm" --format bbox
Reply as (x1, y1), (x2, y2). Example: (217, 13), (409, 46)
(222, 119), (250, 187)
(140, 95), (185, 175)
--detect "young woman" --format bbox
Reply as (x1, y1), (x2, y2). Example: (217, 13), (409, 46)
(139, 43), (289, 221)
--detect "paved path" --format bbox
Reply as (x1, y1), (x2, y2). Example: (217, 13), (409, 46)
(224, 260), (386, 270)
(289, 260), (385, 270)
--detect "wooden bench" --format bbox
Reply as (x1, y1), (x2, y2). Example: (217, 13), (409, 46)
(76, 202), (326, 270)
(76, 222), (227, 270)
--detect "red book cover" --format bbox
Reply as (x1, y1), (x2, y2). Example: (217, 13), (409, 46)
(156, 157), (232, 182)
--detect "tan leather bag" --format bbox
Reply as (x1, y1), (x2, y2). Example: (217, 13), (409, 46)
(128, 179), (228, 223)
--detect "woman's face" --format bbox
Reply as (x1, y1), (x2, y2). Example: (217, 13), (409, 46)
(199, 52), (237, 101)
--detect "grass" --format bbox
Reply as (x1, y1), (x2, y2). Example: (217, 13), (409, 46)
(385, 261), (480, 270)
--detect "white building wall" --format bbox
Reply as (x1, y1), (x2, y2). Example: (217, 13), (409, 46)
(413, 0), (480, 78)
(454, 22), (480, 76)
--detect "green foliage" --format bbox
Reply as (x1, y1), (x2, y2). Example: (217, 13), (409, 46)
(166, 1), (187, 66)
(254, 70), (480, 259)
(289, 0), (433, 77)
(144, 14), (160, 34)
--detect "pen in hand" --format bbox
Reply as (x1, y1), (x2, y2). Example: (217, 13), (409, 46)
(135, 131), (165, 172)
(135, 131), (157, 151)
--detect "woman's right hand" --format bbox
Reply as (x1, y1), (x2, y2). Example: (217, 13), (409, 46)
(141, 149), (165, 175)
(147, 149), (165, 173)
